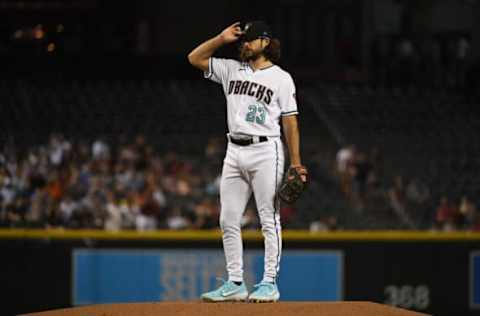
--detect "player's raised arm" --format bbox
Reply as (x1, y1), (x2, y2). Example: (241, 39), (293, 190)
(187, 22), (244, 71)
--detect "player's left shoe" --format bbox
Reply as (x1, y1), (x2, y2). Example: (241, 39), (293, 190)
(201, 279), (249, 302)
(248, 282), (280, 303)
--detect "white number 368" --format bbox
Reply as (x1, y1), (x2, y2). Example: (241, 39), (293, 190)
(384, 285), (430, 310)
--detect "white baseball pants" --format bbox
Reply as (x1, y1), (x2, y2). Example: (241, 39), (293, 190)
(219, 137), (285, 284)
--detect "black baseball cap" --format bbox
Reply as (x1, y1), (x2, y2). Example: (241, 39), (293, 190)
(242, 21), (272, 42)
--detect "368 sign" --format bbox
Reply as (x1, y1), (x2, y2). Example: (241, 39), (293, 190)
(384, 284), (430, 311)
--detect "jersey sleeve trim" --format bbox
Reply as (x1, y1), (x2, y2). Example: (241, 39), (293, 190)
(281, 110), (299, 117)
(203, 57), (214, 79)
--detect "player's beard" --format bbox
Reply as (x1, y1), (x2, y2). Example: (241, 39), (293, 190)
(239, 46), (263, 62)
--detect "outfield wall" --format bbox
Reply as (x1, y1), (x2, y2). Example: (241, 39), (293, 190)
(2, 229), (479, 316)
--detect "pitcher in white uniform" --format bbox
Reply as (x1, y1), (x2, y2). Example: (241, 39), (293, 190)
(188, 21), (306, 302)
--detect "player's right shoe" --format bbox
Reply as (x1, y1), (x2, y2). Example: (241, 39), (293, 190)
(201, 279), (248, 302)
(248, 282), (280, 303)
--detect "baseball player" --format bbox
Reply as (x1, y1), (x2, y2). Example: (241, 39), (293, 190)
(188, 21), (307, 302)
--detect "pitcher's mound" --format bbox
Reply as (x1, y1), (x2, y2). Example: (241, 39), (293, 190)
(21, 302), (430, 316)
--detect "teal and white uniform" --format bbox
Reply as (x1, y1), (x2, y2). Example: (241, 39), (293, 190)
(204, 57), (298, 283)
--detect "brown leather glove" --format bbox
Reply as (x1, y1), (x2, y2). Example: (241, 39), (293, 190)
(278, 165), (308, 204)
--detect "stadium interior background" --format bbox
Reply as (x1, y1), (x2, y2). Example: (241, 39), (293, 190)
(1, 0), (480, 232)
(3, 1), (480, 316)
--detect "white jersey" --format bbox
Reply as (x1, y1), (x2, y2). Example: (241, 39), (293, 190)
(204, 57), (298, 137)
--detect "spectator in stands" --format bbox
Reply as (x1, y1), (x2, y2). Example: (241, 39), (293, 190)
(406, 178), (430, 205)
(309, 216), (338, 232)
(471, 207), (480, 231)
(105, 190), (132, 231)
(351, 151), (373, 212)
(336, 144), (356, 198)
(166, 205), (190, 230)
(193, 197), (219, 229)
(368, 146), (383, 192)
(135, 186), (161, 231)
(205, 173), (221, 196)
(27, 178), (51, 227)
(388, 175), (414, 228)
(82, 179), (108, 228)
(279, 203), (296, 228)
(69, 201), (95, 229)
(0, 201), (6, 227)
(133, 134), (150, 172)
(48, 133), (71, 167)
(405, 177), (431, 225)
(0, 170), (15, 214)
(4, 203), (24, 227)
(435, 196), (459, 231)
(46, 203), (63, 228)
(205, 136), (224, 163)
(46, 171), (64, 202)
(92, 137), (110, 161)
(3, 192), (29, 228)
(458, 195), (476, 229)
(58, 193), (78, 226)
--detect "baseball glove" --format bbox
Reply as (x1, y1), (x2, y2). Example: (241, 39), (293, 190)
(278, 165), (308, 204)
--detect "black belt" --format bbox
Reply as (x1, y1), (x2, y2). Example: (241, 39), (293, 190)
(229, 136), (268, 146)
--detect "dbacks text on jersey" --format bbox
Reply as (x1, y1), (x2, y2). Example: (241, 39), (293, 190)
(228, 80), (273, 105)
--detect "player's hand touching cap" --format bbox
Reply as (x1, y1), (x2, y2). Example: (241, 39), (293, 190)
(220, 22), (245, 44)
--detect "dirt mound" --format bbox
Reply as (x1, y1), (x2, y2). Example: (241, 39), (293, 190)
(21, 302), (430, 316)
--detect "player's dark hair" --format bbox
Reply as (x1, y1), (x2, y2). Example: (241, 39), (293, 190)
(263, 38), (281, 63)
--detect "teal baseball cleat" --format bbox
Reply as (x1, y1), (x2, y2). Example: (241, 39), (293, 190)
(248, 282), (280, 303)
(201, 279), (249, 302)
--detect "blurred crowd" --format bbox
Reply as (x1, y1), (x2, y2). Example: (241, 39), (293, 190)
(0, 134), (240, 231)
(335, 144), (480, 231)
(1, 132), (478, 232)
